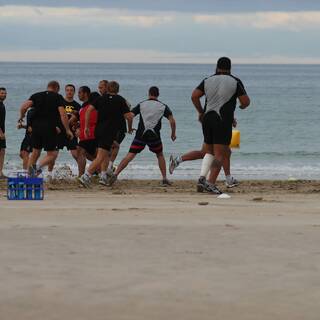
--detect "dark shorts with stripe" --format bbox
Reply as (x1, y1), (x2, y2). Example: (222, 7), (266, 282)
(129, 137), (163, 155)
(20, 134), (33, 153)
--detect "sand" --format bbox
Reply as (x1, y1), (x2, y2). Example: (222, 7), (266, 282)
(0, 179), (320, 320)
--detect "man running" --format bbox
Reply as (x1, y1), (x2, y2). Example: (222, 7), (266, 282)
(18, 107), (35, 170)
(108, 86), (176, 186)
(0, 87), (7, 178)
(169, 119), (239, 188)
(192, 57), (250, 194)
(48, 84), (81, 177)
(79, 81), (132, 187)
(77, 86), (98, 176)
(19, 81), (73, 176)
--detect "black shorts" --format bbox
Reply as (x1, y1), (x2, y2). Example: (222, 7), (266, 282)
(78, 139), (97, 157)
(20, 135), (33, 153)
(0, 139), (6, 149)
(31, 126), (57, 151)
(114, 130), (126, 145)
(202, 111), (232, 145)
(129, 136), (163, 155)
(57, 133), (78, 151)
(95, 126), (116, 151)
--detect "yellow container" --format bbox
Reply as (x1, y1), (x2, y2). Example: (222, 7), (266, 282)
(230, 130), (240, 148)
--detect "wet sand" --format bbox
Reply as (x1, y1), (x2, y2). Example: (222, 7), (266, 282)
(0, 180), (320, 320)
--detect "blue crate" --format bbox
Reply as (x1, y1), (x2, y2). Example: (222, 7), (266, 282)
(7, 173), (44, 200)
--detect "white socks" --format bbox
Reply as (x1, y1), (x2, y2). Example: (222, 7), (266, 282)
(200, 153), (214, 178)
(108, 161), (113, 170)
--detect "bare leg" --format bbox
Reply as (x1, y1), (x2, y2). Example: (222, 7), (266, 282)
(38, 150), (59, 169)
(114, 152), (136, 177)
(77, 147), (87, 177)
(111, 142), (120, 163)
(222, 147), (231, 177)
(28, 149), (41, 169)
(20, 150), (30, 170)
(156, 152), (167, 180)
(208, 144), (228, 184)
(0, 148), (5, 176)
(87, 148), (109, 175)
(181, 150), (205, 162)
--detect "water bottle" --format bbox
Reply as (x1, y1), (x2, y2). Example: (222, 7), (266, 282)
(18, 180), (25, 200)
(8, 180), (16, 200)
(34, 182), (42, 200)
(26, 182), (33, 199)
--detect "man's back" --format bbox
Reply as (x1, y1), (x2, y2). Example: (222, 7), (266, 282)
(29, 91), (63, 127)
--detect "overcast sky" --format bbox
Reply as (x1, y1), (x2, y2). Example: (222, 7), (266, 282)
(0, 0), (319, 63)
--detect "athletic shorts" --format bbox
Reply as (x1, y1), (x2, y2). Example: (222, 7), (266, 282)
(95, 126), (116, 151)
(20, 135), (33, 153)
(31, 126), (57, 151)
(202, 111), (232, 145)
(0, 139), (6, 149)
(129, 136), (163, 155)
(78, 139), (97, 157)
(114, 130), (126, 145)
(57, 132), (78, 150)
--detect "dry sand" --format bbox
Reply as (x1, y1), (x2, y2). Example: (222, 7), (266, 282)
(0, 179), (320, 320)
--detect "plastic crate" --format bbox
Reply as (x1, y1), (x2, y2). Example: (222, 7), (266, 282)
(7, 173), (44, 200)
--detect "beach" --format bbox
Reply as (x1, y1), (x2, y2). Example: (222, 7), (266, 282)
(0, 180), (320, 320)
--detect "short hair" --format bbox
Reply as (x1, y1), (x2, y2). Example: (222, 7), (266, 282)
(149, 86), (159, 97)
(79, 86), (91, 96)
(89, 91), (101, 103)
(217, 57), (231, 70)
(0, 87), (6, 91)
(47, 81), (60, 91)
(107, 81), (119, 94)
(65, 84), (76, 91)
(99, 80), (108, 86)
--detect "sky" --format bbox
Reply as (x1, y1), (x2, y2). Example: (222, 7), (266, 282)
(0, 0), (319, 64)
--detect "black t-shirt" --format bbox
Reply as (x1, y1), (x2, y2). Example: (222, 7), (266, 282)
(92, 94), (130, 133)
(29, 91), (64, 129)
(63, 99), (81, 119)
(0, 101), (5, 133)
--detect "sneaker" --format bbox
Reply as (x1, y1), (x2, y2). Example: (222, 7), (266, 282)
(106, 168), (113, 177)
(107, 173), (117, 186)
(78, 173), (91, 188)
(169, 155), (180, 174)
(196, 176), (207, 193)
(99, 175), (108, 186)
(225, 177), (239, 188)
(205, 182), (222, 195)
(161, 178), (172, 186)
(28, 165), (42, 177)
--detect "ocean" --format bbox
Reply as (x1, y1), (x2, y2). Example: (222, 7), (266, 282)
(1, 62), (320, 180)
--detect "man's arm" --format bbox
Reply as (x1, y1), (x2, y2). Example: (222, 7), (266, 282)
(124, 112), (134, 133)
(58, 106), (73, 139)
(168, 115), (176, 141)
(191, 89), (205, 122)
(19, 100), (33, 122)
(84, 105), (95, 139)
(238, 95), (250, 109)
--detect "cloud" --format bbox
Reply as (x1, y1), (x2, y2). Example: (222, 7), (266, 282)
(0, 48), (319, 64)
(0, 5), (175, 27)
(194, 11), (320, 31)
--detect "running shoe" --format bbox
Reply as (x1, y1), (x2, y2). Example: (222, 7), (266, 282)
(99, 175), (108, 186)
(196, 176), (207, 193)
(107, 173), (117, 186)
(225, 176), (239, 188)
(78, 173), (91, 188)
(169, 155), (180, 174)
(161, 178), (172, 186)
(28, 165), (42, 177)
(106, 168), (113, 177)
(204, 182), (222, 195)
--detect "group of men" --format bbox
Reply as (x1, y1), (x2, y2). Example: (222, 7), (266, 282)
(0, 57), (250, 194)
